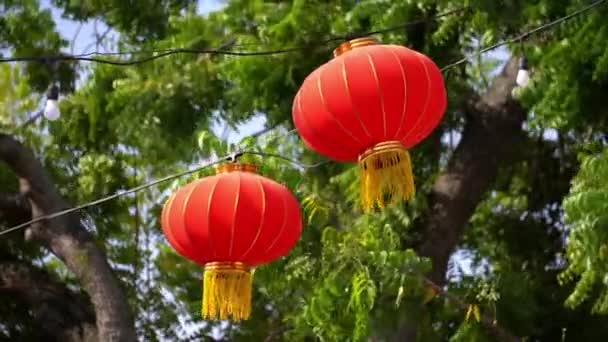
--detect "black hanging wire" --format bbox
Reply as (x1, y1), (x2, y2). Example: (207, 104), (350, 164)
(0, 146), (330, 237)
(0, 8), (470, 66)
(440, 0), (606, 71)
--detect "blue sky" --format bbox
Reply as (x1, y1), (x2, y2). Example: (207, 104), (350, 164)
(42, 0), (225, 53)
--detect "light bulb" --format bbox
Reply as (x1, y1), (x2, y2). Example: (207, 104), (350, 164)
(516, 69), (530, 87)
(516, 55), (530, 87)
(44, 99), (61, 121)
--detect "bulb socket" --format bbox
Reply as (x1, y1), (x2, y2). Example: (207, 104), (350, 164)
(518, 56), (529, 71)
(46, 84), (59, 101)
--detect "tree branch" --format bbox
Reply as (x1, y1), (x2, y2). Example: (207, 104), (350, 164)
(417, 57), (526, 285)
(0, 133), (136, 341)
(0, 257), (97, 341)
(71, 23), (84, 55)
(395, 58), (526, 341)
(13, 111), (43, 133)
(250, 123), (281, 140)
(0, 191), (30, 223)
(0, 193), (31, 212)
(264, 324), (291, 342)
(424, 278), (518, 342)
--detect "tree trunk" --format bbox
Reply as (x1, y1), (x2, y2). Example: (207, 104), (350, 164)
(0, 134), (136, 341)
(395, 58), (526, 341)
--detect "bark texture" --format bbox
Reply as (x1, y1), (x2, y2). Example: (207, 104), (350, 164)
(0, 133), (136, 341)
(417, 58), (526, 286)
(396, 58), (527, 341)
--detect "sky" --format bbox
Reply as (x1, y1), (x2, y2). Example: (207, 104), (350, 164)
(42, 0), (226, 53)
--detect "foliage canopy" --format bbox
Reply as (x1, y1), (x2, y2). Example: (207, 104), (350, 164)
(1, 0), (608, 341)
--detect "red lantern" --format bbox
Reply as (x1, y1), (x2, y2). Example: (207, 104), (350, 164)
(160, 162), (302, 320)
(292, 37), (447, 210)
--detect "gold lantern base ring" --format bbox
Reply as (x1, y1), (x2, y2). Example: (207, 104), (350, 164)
(202, 262), (253, 321)
(358, 141), (415, 210)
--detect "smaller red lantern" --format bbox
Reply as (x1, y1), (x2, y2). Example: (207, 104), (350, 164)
(161, 162), (303, 320)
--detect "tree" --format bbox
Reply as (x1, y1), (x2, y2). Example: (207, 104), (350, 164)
(1, 0), (608, 341)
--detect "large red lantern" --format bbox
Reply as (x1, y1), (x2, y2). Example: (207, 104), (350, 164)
(160, 162), (302, 320)
(292, 37), (447, 210)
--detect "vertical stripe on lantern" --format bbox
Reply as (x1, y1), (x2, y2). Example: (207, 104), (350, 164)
(167, 181), (209, 263)
(238, 176), (267, 263)
(262, 183), (291, 261)
(161, 193), (193, 259)
(269, 187), (302, 259)
(316, 56), (374, 148)
(366, 46), (412, 140)
(342, 49), (385, 143)
(314, 69), (362, 151)
(182, 177), (219, 261)
(206, 174), (240, 261)
(251, 178), (290, 264)
(403, 53), (447, 148)
(203, 179), (219, 259)
(385, 47), (408, 141)
(363, 50), (388, 139)
(392, 46), (430, 141)
(230, 173), (265, 262)
(227, 173), (242, 258)
(340, 59), (373, 142)
(317, 67), (366, 148)
(400, 52), (433, 148)
(292, 91), (355, 161)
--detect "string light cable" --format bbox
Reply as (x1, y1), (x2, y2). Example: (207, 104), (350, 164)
(0, 0), (602, 67)
(1, 0), (605, 236)
(439, 0), (607, 71)
(0, 8), (471, 65)
(242, 150), (329, 169)
(0, 147), (325, 237)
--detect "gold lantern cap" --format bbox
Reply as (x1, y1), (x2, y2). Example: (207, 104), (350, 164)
(333, 36), (379, 57)
(216, 162), (258, 174)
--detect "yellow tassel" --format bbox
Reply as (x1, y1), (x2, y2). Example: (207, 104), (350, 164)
(422, 285), (437, 304)
(358, 141), (415, 211)
(202, 262), (252, 321)
(465, 304), (481, 323)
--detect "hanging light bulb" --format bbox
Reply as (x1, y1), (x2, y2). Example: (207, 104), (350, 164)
(44, 85), (60, 121)
(516, 56), (530, 87)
